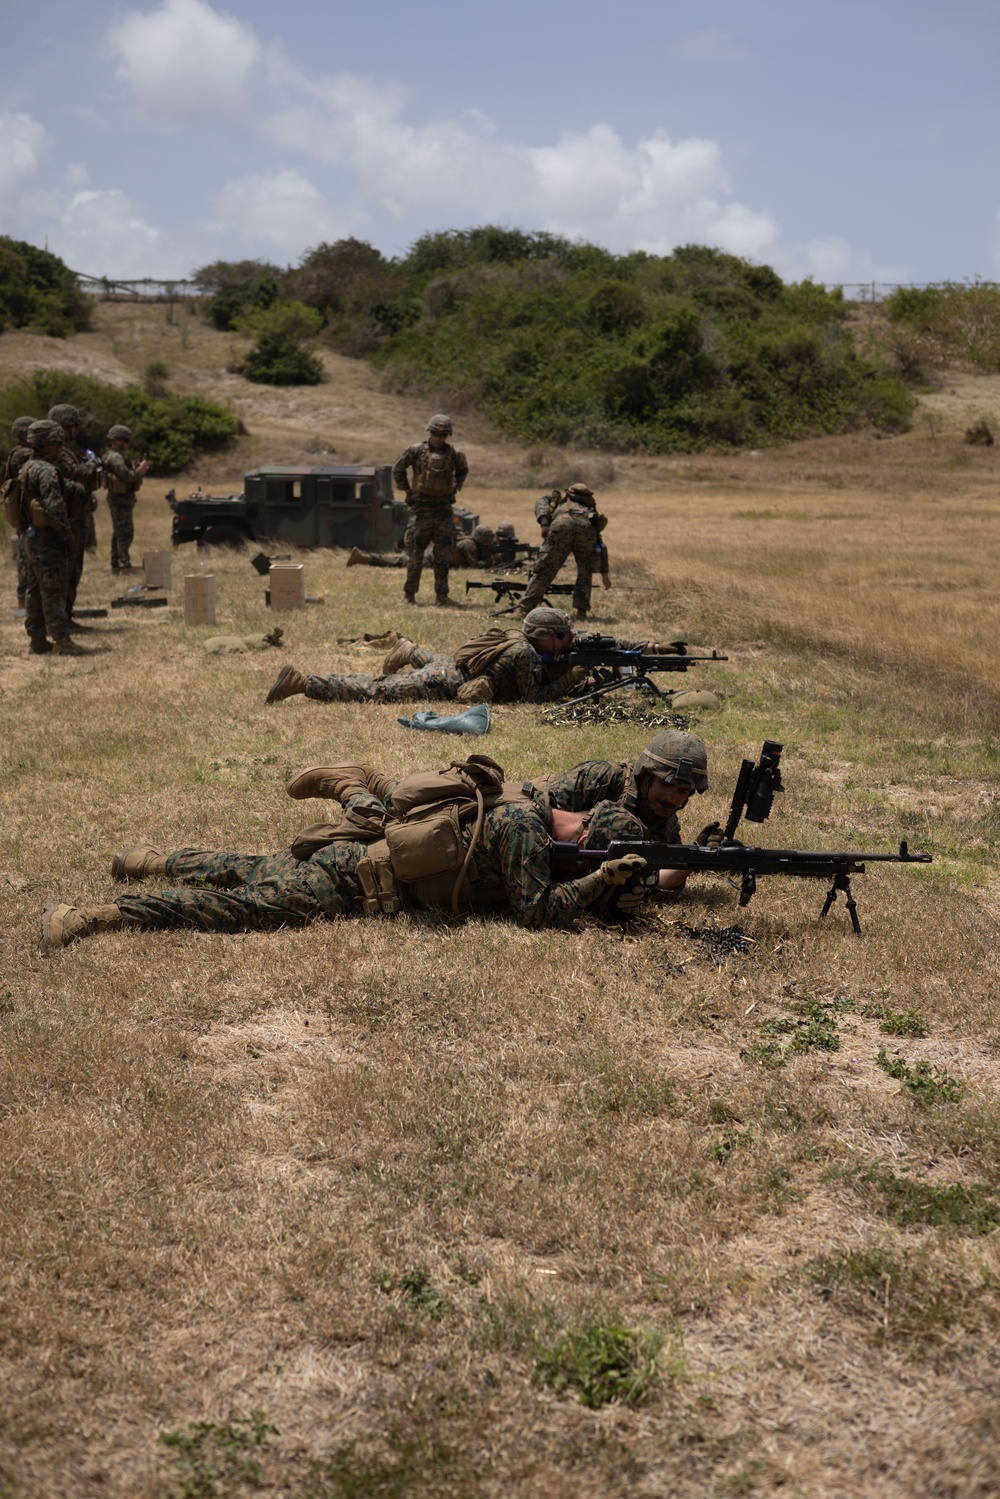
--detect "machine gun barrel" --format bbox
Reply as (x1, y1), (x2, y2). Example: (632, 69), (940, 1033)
(551, 839), (931, 935)
(568, 647), (727, 673)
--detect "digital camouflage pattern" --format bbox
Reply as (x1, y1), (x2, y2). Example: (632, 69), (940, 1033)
(21, 456), (73, 643)
(5, 440), (34, 603)
(103, 448), (144, 570)
(543, 760), (683, 842)
(52, 443), (98, 611)
(519, 505), (608, 616)
(114, 788), (611, 933)
(299, 628), (646, 707)
(404, 501), (460, 597)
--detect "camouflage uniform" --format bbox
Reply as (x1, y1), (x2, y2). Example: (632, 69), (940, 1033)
(102, 448), (143, 570)
(53, 445), (99, 614)
(114, 788), (618, 933)
(4, 438), (33, 606)
(295, 627), (633, 706)
(356, 533), (496, 570)
(21, 457), (74, 645)
(392, 438), (469, 600)
(519, 487), (608, 617)
(543, 761), (682, 842)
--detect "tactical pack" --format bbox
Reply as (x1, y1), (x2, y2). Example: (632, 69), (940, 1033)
(452, 628), (521, 679)
(355, 755), (533, 916)
(413, 443), (456, 498)
(1, 469), (27, 531)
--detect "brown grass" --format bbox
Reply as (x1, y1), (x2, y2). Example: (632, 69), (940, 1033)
(0, 303), (999, 1497)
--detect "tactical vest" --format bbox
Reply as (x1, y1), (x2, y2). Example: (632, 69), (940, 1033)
(103, 454), (132, 498)
(413, 443), (456, 498)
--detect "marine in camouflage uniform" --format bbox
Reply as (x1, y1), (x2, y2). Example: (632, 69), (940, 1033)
(3, 416), (35, 606)
(392, 413), (469, 604)
(264, 607), (655, 707)
(516, 483), (610, 620)
(19, 421), (79, 654)
(102, 424), (148, 572)
(347, 523), (505, 571)
(41, 786), (648, 947)
(48, 404), (99, 616)
(543, 731), (711, 841)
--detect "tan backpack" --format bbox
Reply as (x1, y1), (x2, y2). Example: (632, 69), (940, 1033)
(452, 628), (521, 679)
(414, 443), (456, 497)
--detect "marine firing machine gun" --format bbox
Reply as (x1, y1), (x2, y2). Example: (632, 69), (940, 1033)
(552, 739), (932, 934)
(564, 637), (728, 706)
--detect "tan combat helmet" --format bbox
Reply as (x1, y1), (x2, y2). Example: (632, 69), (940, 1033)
(426, 414), (453, 436)
(27, 419), (66, 451)
(48, 403), (82, 430)
(521, 606), (572, 640)
(107, 424), (133, 443)
(633, 730), (709, 793)
(12, 416), (34, 441)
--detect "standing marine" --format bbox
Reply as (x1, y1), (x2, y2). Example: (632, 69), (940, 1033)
(102, 425), (148, 573)
(3, 415), (36, 607)
(392, 413), (469, 607)
(515, 483), (610, 621)
(19, 420), (94, 657)
(47, 403), (100, 618)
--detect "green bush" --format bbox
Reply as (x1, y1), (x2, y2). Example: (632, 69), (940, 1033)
(0, 371), (239, 473)
(0, 237), (89, 337)
(240, 331), (324, 386)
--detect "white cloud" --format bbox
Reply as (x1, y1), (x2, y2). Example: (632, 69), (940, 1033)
(213, 169), (364, 255)
(53, 190), (162, 277)
(109, 0), (261, 124)
(0, 112), (49, 223)
(263, 65), (777, 258)
(671, 30), (743, 63)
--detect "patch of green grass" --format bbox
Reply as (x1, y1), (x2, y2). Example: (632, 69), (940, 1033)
(584, 1053), (676, 1117)
(375, 1265), (450, 1317)
(746, 996), (841, 1068)
(861, 1002), (929, 1037)
(876, 1049), (965, 1106)
(532, 1318), (673, 1409)
(160, 1410), (277, 1498)
(304, 1431), (479, 1498)
(855, 1165), (1000, 1234)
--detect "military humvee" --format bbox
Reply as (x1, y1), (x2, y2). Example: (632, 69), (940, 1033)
(166, 464), (477, 552)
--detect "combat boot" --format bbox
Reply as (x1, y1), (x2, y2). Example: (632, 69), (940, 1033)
(381, 636), (416, 674)
(346, 547), (373, 567)
(286, 763), (377, 800)
(53, 637), (95, 656)
(434, 594), (461, 608)
(575, 609), (589, 622)
(29, 636), (53, 655)
(40, 902), (125, 952)
(266, 664), (307, 704)
(111, 844), (169, 881)
(403, 591), (417, 605)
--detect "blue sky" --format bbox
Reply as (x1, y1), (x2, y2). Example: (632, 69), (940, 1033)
(1, 0), (997, 284)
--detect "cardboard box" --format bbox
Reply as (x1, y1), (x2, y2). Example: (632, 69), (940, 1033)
(184, 573), (216, 626)
(269, 562), (305, 611)
(143, 550), (172, 589)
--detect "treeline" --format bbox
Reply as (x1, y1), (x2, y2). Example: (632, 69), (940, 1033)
(0, 236), (90, 338)
(193, 229), (913, 449)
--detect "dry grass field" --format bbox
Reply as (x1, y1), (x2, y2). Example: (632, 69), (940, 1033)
(1, 303), (999, 1497)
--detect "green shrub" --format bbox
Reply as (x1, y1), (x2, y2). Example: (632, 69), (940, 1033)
(241, 331), (324, 386)
(875, 1048), (965, 1107)
(0, 371), (239, 473)
(0, 237), (89, 336)
(532, 1318), (667, 1408)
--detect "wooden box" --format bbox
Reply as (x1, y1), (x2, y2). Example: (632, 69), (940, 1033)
(184, 573), (216, 626)
(269, 562), (305, 611)
(143, 550), (172, 589)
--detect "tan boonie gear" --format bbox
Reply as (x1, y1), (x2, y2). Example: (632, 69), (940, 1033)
(452, 627), (522, 678)
(413, 443), (457, 498)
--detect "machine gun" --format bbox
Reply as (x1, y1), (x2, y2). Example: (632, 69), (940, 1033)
(564, 637), (728, 704)
(493, 540), (540, 567)
(465, 577), (574, 612)
(552, 740), (931, 934)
